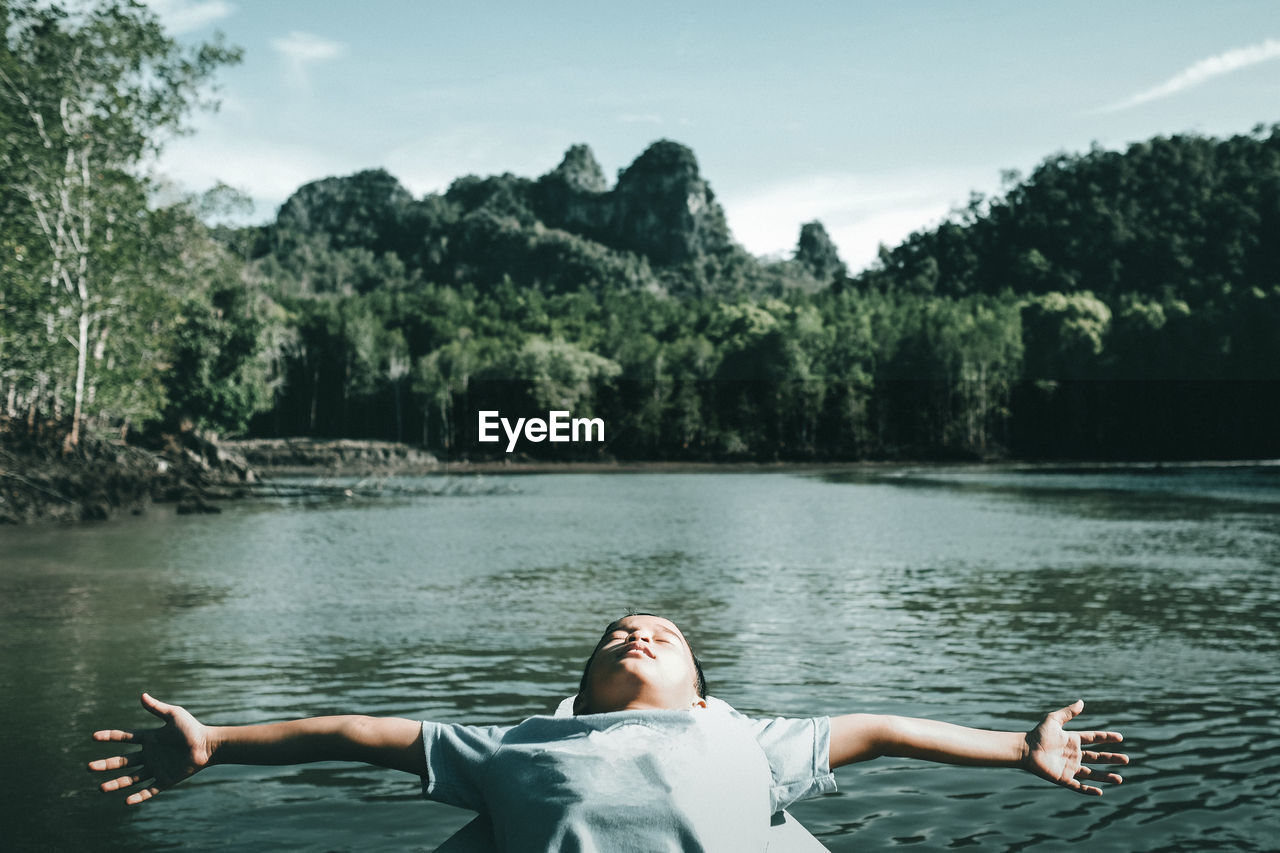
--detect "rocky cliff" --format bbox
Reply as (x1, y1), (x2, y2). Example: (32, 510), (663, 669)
(534, 140), (733, 264)
(266, 139), (827, 295)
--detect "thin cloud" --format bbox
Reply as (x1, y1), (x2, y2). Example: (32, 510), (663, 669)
(271, 31), (348, 88)
(618, 114), (663, 124)
(386, 127), (570, 196)
(157, 130), (353, 220)
(722, 170), (997, 273)
(1101, 37), (1280, 113)
(144, 0), (234, 34)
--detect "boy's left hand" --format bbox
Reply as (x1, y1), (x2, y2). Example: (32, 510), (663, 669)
(1022, 700), (1127, 796)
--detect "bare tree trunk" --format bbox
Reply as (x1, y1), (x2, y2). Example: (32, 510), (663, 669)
(341, 359), (350, 436)
(439, 393), (450, 454)
(66, 142), (92, 450)
(67, 307), (89, 449)
(394, 379), (403, 443)
(309, 364), (320, 434)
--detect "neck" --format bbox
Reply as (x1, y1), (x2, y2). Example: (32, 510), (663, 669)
(583, 687), (706, 714)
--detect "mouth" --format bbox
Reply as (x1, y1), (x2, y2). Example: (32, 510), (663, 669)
(619, 642), (656, 660)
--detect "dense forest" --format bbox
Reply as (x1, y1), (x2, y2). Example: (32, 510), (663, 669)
(4, 1), (1279, 463)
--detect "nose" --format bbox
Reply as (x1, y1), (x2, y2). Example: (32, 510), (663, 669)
(627, 628), (653, 643)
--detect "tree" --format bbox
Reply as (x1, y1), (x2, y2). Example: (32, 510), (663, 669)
(490, 337), (621, 414)
(414, 332), (492, 453)
(1020, 291), (1111, 380)
(157, 200), (286, 435)
(0, 0), (239, 444)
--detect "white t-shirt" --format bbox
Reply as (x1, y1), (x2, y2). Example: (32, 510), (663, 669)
(419, 700), (835, 852)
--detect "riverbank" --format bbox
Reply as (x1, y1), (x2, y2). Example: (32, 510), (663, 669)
(298, 452), (1280, 476)
(0, 422), (255, 524)
(6, 427), (1277, 524)
(223, 437), (438, 475)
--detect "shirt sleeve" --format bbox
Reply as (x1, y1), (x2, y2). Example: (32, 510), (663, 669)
(748, 715), (838, 813)
(419, 721), (508, 812)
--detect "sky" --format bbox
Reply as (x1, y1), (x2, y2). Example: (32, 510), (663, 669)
(145, 0), (1280, 273)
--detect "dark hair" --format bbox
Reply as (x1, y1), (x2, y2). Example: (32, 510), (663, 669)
(574, 612), (707, 714)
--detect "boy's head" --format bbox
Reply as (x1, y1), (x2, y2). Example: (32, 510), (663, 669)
(573, 613), (707, 715)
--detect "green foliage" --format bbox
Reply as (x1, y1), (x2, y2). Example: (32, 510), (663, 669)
(1020, 292), (1111, 379)
(240, 122), (1280, 460)
(5, 11), (1275, 463)
(0, 0), (242, 438)
(275, 169), (417, 257)
(486, 337), (621, 413)
(863, 128), (1280, 308)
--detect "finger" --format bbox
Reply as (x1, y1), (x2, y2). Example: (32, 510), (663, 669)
(1062, 777), (1103, 797)
(1048, 699), (1085, 724)
(1082, 750), (1129, 764)
(1079, 730), (1123, 745)
(92, 729), (137, 743)
(88, 754), (142, 772)
(125, 784), (160, 806)
(140, 692), (175, 722)
(100, 772), (146, 793)
(1093, 771), (1124, 785)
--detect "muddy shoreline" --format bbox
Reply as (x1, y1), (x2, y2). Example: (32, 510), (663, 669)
(6, 428), (1275, 525)
(0, 426), (255, 525)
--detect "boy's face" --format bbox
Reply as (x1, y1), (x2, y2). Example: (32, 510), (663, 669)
(576, 614), (706, 713)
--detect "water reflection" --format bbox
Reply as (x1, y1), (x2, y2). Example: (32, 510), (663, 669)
(816, 464), (1280, 521)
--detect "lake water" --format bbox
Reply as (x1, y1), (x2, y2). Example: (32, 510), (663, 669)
(2, 466), (1278, 851)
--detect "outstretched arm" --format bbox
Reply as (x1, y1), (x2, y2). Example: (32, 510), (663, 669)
(829, 699), (1127, 796)
(88, 693), (426, 805)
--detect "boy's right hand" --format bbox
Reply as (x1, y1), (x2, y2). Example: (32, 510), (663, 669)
(1021, 700), (1126, 796)
(89, 693), (214, 805)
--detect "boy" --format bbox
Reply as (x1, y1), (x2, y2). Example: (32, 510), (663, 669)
(89, 613), (1127, 850)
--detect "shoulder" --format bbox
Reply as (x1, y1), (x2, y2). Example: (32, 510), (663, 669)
(422, 720), (516, 757)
